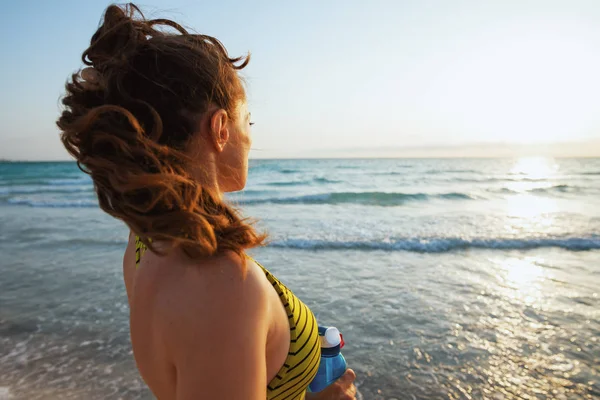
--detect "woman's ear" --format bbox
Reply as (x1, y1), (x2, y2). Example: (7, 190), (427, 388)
(209, 109), (230, 152)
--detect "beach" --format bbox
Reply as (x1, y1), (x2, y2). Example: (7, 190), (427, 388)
(1, 158), (599, 399)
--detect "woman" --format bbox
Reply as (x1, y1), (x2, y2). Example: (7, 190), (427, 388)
(57, 3), (357, 400)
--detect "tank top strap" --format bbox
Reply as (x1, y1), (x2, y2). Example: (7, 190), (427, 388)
(135, 235), (147, 269)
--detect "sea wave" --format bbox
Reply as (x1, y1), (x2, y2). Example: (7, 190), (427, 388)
(490, 184), (581, 195)
(0, 177), (91, 187)
(0, 185), (92, 195)
(529, 184), (574, 194)
(425, 169), (478, 175)
(266, 181), (309, 187)
(266, 177), (342, 186)
(241, 191), (475, 206)
(5, 190), (472, 208)
(46, 178), (92, 186)
(6, 197), (98, 208)
(313, 177), (342, 184)
(453, 177), (549, 183)
(269, 236), (600, 252)
(371, 171), (406, 176)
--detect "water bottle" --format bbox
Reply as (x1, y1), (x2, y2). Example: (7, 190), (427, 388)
(308, 326), (347, 392)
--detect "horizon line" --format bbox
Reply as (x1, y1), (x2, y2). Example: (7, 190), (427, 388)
(2, 155), (600, 163)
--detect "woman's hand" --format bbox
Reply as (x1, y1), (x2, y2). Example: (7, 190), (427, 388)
(306, 369), (357, 400)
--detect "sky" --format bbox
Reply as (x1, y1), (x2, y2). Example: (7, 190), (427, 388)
(1, 0), (600, 160)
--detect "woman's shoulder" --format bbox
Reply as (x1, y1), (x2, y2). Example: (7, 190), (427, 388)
(150, 250), (268, 316)
(160, 253), (269, 351)
(136, 251), (272, 399)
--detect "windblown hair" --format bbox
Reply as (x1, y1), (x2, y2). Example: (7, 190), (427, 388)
(57, 3), (265, 259)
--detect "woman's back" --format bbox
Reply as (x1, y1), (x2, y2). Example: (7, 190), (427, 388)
(123, 233), (294, 399)
(123, 233), (321, 399)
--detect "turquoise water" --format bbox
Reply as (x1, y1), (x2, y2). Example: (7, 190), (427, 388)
(0, 158), (599, 399)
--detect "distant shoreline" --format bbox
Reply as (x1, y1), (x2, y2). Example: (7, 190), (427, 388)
(3, 140), (600, 162)
(2, 155), (600, 163)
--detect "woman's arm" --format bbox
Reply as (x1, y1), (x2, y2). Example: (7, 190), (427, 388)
(156, 253), (270, 400)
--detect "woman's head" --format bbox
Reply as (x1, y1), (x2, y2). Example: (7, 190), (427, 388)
(57, 3), (264, 258)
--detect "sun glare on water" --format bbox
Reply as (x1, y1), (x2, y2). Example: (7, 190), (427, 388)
(501, 257), (548, 303)
(509, 157), (558, 180)
(502, 159), (559, 296)
(504, 158), (560, 228)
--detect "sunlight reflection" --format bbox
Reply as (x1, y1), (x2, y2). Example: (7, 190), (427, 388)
(505, 157), (560, 232)
(506, 157), (559, 193)
(506, 194), (558, 219)
(494, 257), (548, 304)
(510, 157), (558, 179)
(505, 257), (545, 286)
(472, 254), (578, 399)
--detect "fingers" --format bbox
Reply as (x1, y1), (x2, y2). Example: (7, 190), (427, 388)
(342, 384), (358, 400)
(328, 369), (357, 399)
(339, 368), (356, 384)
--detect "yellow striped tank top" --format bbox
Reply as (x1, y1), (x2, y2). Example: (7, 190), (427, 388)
(135, 237), (321, 400)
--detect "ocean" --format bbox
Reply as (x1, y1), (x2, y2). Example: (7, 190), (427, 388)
(0, 158), (599, 400)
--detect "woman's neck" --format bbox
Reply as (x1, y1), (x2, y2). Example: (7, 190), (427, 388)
(186, 155), (223, 200)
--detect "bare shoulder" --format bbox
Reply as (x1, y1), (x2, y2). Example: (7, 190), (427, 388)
(153, 252), (271, 357)
(148, 252), (270, 399)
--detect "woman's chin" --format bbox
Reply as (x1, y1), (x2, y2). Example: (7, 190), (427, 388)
(222, 180), (247, 193)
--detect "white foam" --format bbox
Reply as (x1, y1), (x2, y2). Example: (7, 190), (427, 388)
(269, 236), (600, 252)
(0, 185), (91, 195)
(47, 178), (92, 186)
(6, 197), (97, 208)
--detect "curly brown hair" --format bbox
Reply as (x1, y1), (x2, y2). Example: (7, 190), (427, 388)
(57, 3), (265, 259)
